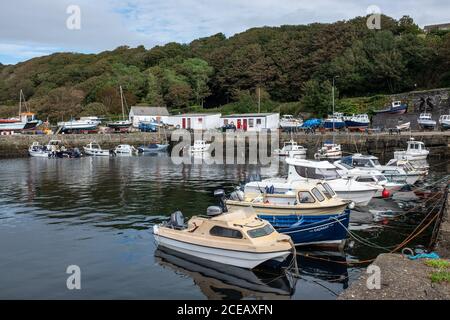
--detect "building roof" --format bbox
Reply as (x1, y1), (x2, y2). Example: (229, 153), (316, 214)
(170, 113), (221, 117)
(424, 23), (450, 31)
(222, 113), (279, 118)
(130, 106), (169, 116)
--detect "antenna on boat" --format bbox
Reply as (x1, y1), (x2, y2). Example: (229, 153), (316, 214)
(19, 90), (22, 117)
(332, 76), (339, 145)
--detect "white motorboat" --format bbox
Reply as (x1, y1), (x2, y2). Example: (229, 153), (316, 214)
(279, 115), (303, 130)
(337, 154), (422, 185)
(189, 140), (211, 153)
(396, 122), (411, 131)
(274, 139), (307, 158)
(417, 113), (436, 130)
(83, 142), (110, 156)
(153, 204), (293, 269)
(336, 167), (404, 198)
(114, 144), (138, 155)
(284, 158), (378, 206)
(314, 143), (342, 160)
(0, 90), (41, 132)
(394, 138), (429, 162)
(28, 142), (50, 157)
(385, 158), (428, 180)
(57, 117), (101, 132)
(439, 115), (450, 130)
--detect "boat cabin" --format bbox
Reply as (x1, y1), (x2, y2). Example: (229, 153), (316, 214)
(439, 115), (450, 122)
(419, 113), (433, 120)
(286, 158), (341, 181)
(406, 140), (426, 152)
(341, 154), (381, 169)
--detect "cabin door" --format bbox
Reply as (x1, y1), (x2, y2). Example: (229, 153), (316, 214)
(182, 118), (186, 129)
(243, 119), (248, 131)
(237, 119), (242, 130)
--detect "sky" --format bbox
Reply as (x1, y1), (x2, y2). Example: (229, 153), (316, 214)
(0, 0), (449, 65)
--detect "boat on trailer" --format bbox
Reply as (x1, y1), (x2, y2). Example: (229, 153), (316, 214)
(0, 90), (41, 132)
(107, 86), (132, 130)
(374, 101), (408, 115)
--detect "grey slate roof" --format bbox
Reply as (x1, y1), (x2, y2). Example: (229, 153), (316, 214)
(130, 106), (169, 116)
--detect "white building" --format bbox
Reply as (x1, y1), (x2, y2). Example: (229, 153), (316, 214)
(129, 106), (170, 128)
(221, 113), (280, 132)
(167, 113), (222, 130)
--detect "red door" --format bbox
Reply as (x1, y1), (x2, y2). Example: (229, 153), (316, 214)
(243, 119), (248, 131)
(237, 119), (242, 130)
(182, 118), (186, 129)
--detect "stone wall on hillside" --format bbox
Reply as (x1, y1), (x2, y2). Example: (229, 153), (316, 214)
(372, 88), (450, 130)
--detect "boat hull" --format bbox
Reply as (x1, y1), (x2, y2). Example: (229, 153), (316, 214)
(226, 200), (348, 216)
(332, 189), (376, 206)
(83, 147), (110, 156)
(28, 150), (50, 157)
(344, 120), (369, 128)
(153, 228), (291, 269)
(259, 211), (350, 246)
(323, 121), (345, 130)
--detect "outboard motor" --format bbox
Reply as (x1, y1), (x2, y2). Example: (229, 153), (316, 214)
(213, 189), (228, 213)
(169, 211), (185, 229)
(229, 187), (244, 201)
(206, 206), (223, 217)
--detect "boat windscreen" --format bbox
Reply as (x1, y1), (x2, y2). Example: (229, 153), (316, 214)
(247, 224), (275, 238)
(295, 165), (340, 180)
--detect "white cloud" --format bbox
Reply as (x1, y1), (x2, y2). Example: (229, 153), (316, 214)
(1, 0), (449, 64)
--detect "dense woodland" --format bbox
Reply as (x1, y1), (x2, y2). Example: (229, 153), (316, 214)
(0, 14), (450, 121)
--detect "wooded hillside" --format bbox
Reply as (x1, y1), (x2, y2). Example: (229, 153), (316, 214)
(1, 14), (449, 121)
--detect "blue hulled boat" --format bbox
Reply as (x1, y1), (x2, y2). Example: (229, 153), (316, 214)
(374, 101), (408, 115)
(259, 211), (350, 246)
(323, 113), (345, 130)
(344, 114), (370, 129)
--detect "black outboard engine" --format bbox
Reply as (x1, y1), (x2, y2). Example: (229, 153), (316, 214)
(213, 189), (228, 213)
(169, 211), (185, 229)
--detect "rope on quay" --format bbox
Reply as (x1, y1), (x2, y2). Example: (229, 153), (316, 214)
(296, 186), (448, 266)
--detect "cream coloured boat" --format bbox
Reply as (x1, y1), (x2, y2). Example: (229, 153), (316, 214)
(153, 205), (293, 269)
(226, 181), (351, 216)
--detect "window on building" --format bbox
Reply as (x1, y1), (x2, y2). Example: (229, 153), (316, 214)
(224, 119), (229, 125)
(198, 118), (203, 123)
(249, 119), (254, 128)
(256, 119), (262, 125)
(210, 226), (243, 239)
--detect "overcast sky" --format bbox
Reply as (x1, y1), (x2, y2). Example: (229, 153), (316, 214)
(0, 0), (448, 65)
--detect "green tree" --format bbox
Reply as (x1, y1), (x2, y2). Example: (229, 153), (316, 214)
(300, 80), (334, 117)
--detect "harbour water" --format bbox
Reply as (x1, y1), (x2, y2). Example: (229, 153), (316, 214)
(0, 155), (447, 299)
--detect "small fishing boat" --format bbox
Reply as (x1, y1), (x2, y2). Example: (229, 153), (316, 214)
(396, 122), (411, 131)
(439, 115), (450, 130)
(314, 142), (342, 160)
(189, 140), (211, 153)
(107, 86), (132, 130)
(153, 195), (294, 269)
(273, 139), (307, 158)
(226, 181), (351, 216)
(83, 142), (110, 156)
(284, 158), (378, 206)
(394, 138), (429, 161)
(114, 144), (138, 155)
(138, 143), (169, 153)
(337, 154), (422, 185)
(344, 114), (370, 129)
(323, 113), (345, 130)
(417, 113), (436, 130)
(385, 158), (428, 180)
(28, 142), (50, 158)
(0, 90), (41, 132)
(374, 101), (408, 115)
(280, 115), (303, 131)
(57, 117), (101, 132)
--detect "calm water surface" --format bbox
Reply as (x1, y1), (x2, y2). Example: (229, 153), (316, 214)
(0, 155), (446, 299)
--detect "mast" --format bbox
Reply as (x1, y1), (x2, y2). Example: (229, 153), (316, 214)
(119, 85), (125, 121)
(19, 89), (23, 117)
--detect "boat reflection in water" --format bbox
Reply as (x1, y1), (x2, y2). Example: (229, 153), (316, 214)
(155, 247), (297, 300)
(296, 251), (349, 292)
